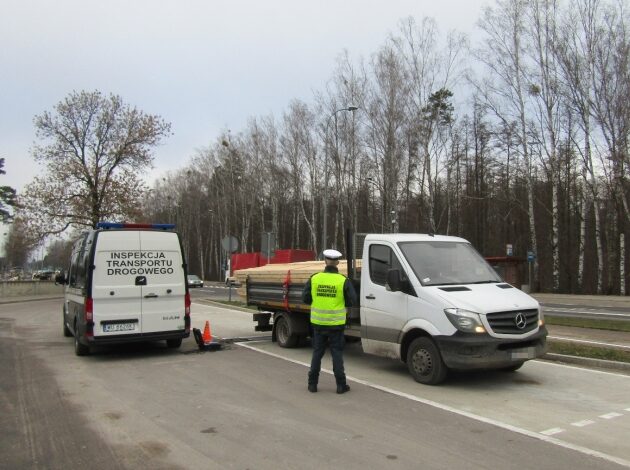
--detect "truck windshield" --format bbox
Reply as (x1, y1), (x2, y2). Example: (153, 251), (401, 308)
(398, 241), (501, 286)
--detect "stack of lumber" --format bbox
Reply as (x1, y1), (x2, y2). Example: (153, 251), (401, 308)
(234, 260), (360, 298)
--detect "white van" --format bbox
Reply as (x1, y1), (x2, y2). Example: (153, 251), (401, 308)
(248, 233), (547, 384)
(57, 222), (191, 355)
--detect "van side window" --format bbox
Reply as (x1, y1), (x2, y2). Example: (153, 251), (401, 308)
(69, 234), (89, 289)
(369, 244), (404, 286)
(68, 250), (79, 288)
(74, 248), (88, 289)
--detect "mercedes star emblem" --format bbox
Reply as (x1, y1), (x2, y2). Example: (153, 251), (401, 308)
(514, 312), (527, 329)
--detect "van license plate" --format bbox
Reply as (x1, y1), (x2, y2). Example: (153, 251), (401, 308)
(103, 323), (136, 332)
(511, 347), (536, 359)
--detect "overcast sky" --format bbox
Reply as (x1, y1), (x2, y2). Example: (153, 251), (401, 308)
(0, 0), (489, 195)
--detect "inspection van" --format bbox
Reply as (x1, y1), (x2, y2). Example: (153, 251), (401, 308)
(57, 222), (191, 355)
(243, 233), (547, 384)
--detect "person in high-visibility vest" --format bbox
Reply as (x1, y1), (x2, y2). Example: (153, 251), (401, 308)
(302, 249), (358, 394)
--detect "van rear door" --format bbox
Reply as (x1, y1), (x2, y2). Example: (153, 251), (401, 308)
(138, 230), (186, 333)
(92, 231), (143, 336)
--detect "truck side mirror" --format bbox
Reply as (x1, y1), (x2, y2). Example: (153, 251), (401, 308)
(386, 269), (403, 292)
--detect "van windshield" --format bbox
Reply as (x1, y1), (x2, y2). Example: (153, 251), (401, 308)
(398, 241), (501, 286)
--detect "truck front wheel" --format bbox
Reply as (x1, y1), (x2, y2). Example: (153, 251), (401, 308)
(275, 315), (299, 348)
(407, 337), (447, 385)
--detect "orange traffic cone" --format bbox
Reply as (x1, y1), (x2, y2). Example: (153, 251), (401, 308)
(202, 320), (212, 345)
(200, 320), (222, 351)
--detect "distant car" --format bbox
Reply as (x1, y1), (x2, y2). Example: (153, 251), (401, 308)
(32, 270), (55, 280)
(187, 274), (204, 288)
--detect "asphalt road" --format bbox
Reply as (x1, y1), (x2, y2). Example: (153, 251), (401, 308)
(188, 282), (236, 302)
(2, 299), (630, 469)
(533, 293), (630, 322)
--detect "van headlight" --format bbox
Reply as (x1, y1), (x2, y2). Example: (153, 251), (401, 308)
(444, 308), (486, 333)
(538, 306), (545, 326)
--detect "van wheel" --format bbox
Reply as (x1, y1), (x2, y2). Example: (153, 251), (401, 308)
(63, 307), (72, 337)
(407, 337), (447, 385)
(275, 315), (298, 348)
(502, 361), (524, 372)
(166, 338), (182, 348)
(74, 333), (90, 356)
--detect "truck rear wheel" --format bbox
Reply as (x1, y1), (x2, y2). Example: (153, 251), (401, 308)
(275, 315), (299, 348)
(407, 337), (447, 385)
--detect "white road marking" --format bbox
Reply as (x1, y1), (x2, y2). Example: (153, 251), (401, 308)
(599, 412), (623, 420)
(540, 428), (565, 436)
(547, 336), (630, 350)
(238, 341), (630, 468)
(571, 420), (595, 428)
(534, 359), (630, 379)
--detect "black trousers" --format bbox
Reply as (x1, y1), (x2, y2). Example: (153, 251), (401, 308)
(308, 327), (346, 386)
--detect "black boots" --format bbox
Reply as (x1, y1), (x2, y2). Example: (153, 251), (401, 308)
(308, 372), (350, 393)
(308, 383), (349, 393)
(308, 371), (318, 393)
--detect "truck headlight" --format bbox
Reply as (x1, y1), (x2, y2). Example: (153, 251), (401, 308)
(538, 307), (545, 326)
(444, 308), (486, 333)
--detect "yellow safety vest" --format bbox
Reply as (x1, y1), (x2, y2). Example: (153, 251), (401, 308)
(310, 272), (347, 326)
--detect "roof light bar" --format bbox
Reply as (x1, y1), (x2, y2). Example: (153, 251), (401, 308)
(96, 222), (176, 230)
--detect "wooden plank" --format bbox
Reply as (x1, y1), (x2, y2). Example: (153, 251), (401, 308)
(234, 260), (361, 285)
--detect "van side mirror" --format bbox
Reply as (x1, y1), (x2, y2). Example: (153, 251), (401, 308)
(55, 272), (67, 285)
(386, 269), (403, 292)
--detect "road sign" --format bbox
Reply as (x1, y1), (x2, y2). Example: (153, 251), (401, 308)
(221, 236), (239, 253)
(527, 251), (536, 262)
(261, 232), (276, 259)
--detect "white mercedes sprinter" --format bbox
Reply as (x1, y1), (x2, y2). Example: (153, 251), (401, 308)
(57, 222), (191, 355)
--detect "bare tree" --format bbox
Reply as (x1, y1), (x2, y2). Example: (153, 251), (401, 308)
(0, 158), (16, 223)
(364, 44), (409, 235)
(127, 3), (630, 294)
(393, 16), (467, 233)
(589, 1), (630, 292)
(2, 217), (36, 270)
(476, 0), (540, 288)
(527, 0), (564, 291)
(281, 100), (321, 252)
(20, 90), (171, 237)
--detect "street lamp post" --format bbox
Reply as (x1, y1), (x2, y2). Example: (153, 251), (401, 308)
(367, 177), (384, 233)
(322, 106), (358, 254)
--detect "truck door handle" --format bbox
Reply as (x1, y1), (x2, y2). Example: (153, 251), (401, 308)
(144, 293), (158, 298)
(365, 294), (376, 300)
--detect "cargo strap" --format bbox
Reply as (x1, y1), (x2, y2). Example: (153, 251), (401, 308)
(282, 270), (291, 310)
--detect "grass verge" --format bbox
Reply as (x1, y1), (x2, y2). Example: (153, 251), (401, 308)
(546, 315), (630, 363)
(545, 315), (630, 332)
(547, 341), (630, 363)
